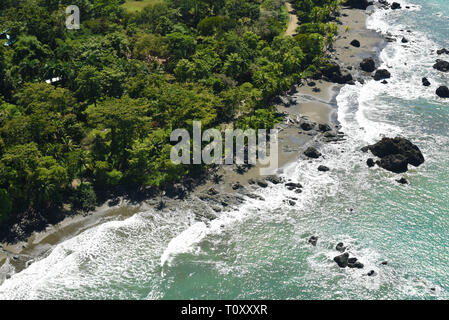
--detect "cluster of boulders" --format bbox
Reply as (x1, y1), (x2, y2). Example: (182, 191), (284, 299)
(321, 63), (355, 85)
(378, 0), (402, 10)
(360, 57), (391, 81)
(344, 0), (371, 10)
(362, 137), (425, 173)
(432, 57), (449, 98)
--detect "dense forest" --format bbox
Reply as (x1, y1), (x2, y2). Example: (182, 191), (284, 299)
(0, 0), (342, 234)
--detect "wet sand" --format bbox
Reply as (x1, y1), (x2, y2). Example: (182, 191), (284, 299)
(0, 5), (386, 281)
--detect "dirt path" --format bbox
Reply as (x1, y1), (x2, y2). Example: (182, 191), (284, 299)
(284, 1), (298, 36)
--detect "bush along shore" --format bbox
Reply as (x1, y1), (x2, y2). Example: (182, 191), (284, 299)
(0, 0), (348, 243)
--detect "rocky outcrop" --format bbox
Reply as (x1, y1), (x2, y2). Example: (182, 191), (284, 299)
(304, 147), (322, 159)
(367, 158), (375, 168)
(436, 86), (449, 98)
(433, 59), (449, 72)
(345, 0), (370, 10)
(308, 236), (318, 246)
(360, 57), (376, 72)
(334, 253), (349, 268)
(373, 69), (391, 81)
(321, 63), (353, 84)
(391, 2), (401, 10)
(362, 137), (425, 173)
(422, 77), (431, 87)
(396, 177), (409, 184)
(437, 48), (449, 55)
(336, 242), (346, 253)
(318, 165), (330, 172)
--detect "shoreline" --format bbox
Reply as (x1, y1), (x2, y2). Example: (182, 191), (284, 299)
(0, 4), (387, 283)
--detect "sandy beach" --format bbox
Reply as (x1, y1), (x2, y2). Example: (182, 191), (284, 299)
(0, 4), (386, 282)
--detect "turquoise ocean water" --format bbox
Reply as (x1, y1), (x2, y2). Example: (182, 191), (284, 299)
(0, 0), (448, 299)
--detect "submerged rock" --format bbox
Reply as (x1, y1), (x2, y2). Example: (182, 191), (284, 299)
(396, 177), (409, 184)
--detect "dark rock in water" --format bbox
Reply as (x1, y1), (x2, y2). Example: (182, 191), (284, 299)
(6, 274), (11, 279)
(364, 137), (425, 173)
(348, 258), (358, 264)
(391, 2), (401, 10)
(381, 80), (388, 84)
(367, 158), (375, 168)
(436, 86), (449, 98)
(349, 261), (365, 269)
(437, 48), (449, 55)
(350, 39), (361, 47)
(324, 131), (337, 138)
(288, 200), (296, 206)
(401, 37), (409, 43)
(308, 236), (318, 246)
(336, 242), (346, 253)
(318, 123), (332, 132)
(266, 175), (283, 185)
(248, 179), (256, 185)
(300, 121), (315, 131)
(396, 177), (409, 184)
(304, 147), (322, 159)
(373, 69), (391, 81)
(256, 180), (268, 188)
(334, 253), (349, 268)
(367, 270), (376, 276)
(285, 182), (303, 189)
(433, 59), (449, 72)
(360, 57), (376, 72)
(348, 257), (358, 264)
(294, 189), (303, 194)
(345, 0), (369, 10)
(422, 77), (431, 87)
(381, 261), (388, 265)
(308, 81), (316, 87)
(376, 154), (409, 173)
(318, 165), (330, 172)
